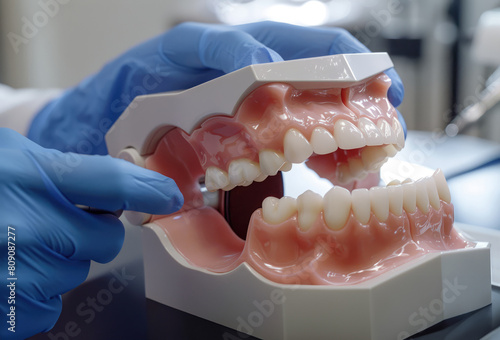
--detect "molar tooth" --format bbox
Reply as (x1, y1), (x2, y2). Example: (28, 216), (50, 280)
(402, 181), (417, 213)
(377, 119), (396, 144)
(228, 159), (261, 186)
(310, 127), (338, 155)
(370, 187), (389, 221)
(259, 150), (286, 176)
(361, 146), (387, 170)
(284, 129), (313, 163)
(427, 177), (441, 210)
(383, 144), (398, 157)
(358, 117), (384, 146)
(280, 162), (293, 172)
(255, 173), (268, 182)
(433, 169), (451, 203)
(262, 196), (297, 224)
(392, 118), (405, 150)
(415, 179), (430, 213)
(387, 179), (401, 186)
(336, 163), (354, 184)
(297, 190), (323, 231)
(351, 189), (371, 224)
(334, 119), (366, 150)
(387, 185), (404, 216)
(348, 158), (366, 177)
(324, 186), (352, 230)
(205, 167), (229, 191)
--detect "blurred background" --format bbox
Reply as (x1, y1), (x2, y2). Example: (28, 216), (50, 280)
(1, 0), (500, 140)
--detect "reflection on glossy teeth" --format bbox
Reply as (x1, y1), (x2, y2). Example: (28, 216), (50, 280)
(205, 167), (229, 191)
(334, 119), (365, 150)
(228, 159), (262, 186)
(415, 179), (430, 214)
(297, 190), (323, 231)
(402, 180), (417, 213)
(310, 127), (338, 155)
(370, 186), (389, 221)
(358, 117), (383, 146)
(284, 128), (313, 163)
(259, 150), (286, 176)
(392, 118), (405, 150)
(387, 184), (404, 216)
(262, 196), (297, 224)
(324, 186), (351, 230)
(352, 189), (371, 224)
(434, 169), (451, 203)
(377, 119), (395, 144)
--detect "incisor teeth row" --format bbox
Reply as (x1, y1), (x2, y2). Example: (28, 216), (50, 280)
(262, 169), (450, 231)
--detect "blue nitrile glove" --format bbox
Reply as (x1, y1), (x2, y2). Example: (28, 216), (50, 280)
(0, 128), (183, 339)
(28, 21), (405, 154)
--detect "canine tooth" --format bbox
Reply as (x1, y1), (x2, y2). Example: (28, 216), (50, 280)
(387, 185), (404, 216)
(297, 190), (323, 231)
(310, 127), (338, 155)
(370, 187), (389, 221)
(377, 119), (396, 144)
(262, 196), (297, 224)
(352, 189), (371, 224)
(280, 162), (293, 172)
(228, 159), (261, 186)
(348, 158), (365, 177)
(361, 146), (387, 170)
(259, 150), (286, 176)
(284, 129), (313, 163)
(415, 179), (430, 213)
(383, 144), (398, 157)
(324, 186), (351, 230)
(433, 169), (451, 203)
(205, 167), (229, 191)
(392, 118), (405, 150)
(334, 119), (366, 150)
(402, 181), (417, 213)
(427, 177), (441, 210)
(358, 117), (384, 146)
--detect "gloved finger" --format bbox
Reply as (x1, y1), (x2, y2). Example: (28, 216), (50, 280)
(33, 151), (184, 215)
(385, 68), (404, 107)
(0, 127), (44, 151)
(14, 293), (62, 339)
(396, 109), (407, 139)
(161, 22), (284, 74)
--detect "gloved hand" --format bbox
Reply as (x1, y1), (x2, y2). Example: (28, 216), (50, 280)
(28, 21), (405, 155)
(0, 128), (183, 339)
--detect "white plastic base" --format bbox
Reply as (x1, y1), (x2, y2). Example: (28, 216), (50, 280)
(142, 223), (491, 340)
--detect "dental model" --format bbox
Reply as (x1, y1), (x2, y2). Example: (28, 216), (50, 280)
(106, 53), (491, 339)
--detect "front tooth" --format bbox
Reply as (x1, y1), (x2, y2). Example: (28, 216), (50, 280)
(205, 167), (229, 191)
(352, 189), (371, 224)
(377, 119), (396, 144)
(433, 169), (451, 203)
(259, 150), (286, 176)
(361, 146), (387, 170)
(228, 159), (261, 185)
(370, 187), (389, 221)
(387, 184), (404, 216)
(324, 186), (352, 230)
(358, 117), (384, 146)
(262, 196), (297, 224)
(297, 190), (323, 231)
(334, 119), (366, 150)
(427, 177), (441, 210)
(310, 127), (338, 155)
(284, 129), (313, 163)
(415, 179), (430, 213)
(402, 181), (417, 213)
(392, 118), (405, 150)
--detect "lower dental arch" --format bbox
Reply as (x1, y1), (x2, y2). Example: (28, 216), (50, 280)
(145, 73), (473, 285)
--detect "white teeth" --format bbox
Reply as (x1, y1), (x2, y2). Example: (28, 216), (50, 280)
(387, 184), (404, 216)
(392, 118), (405, 150)
(433, 169), (451, 203)
(205, 167), (229, 191)
(361, 146), (388, 171)
(415, 179), (430, 214)
(402, 181), (417, 213)
(280, 162), (293, 172)
(377, 119), (396, 144)
(284, 129), (313, 163)
(310, 127), (338, 155)
(255, 173), (268, 182)
(370, 187), (389, 221)
(383, 144), (398, 157)
(297, 190), (323, 231)
(358, 117), (384, 146)
(259, 150), (286, 176)
(351, 189), (371, 224)
(228, 159), (262, 186)
(427, 177), (441, 210)
(262, 196), (297, 224)
(334, 119), (366, 150)
(348, 158), (365, 177)
(336, 163), (355, 184)
(387, 179), (401, 186)
(324, 186), (352, 230)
